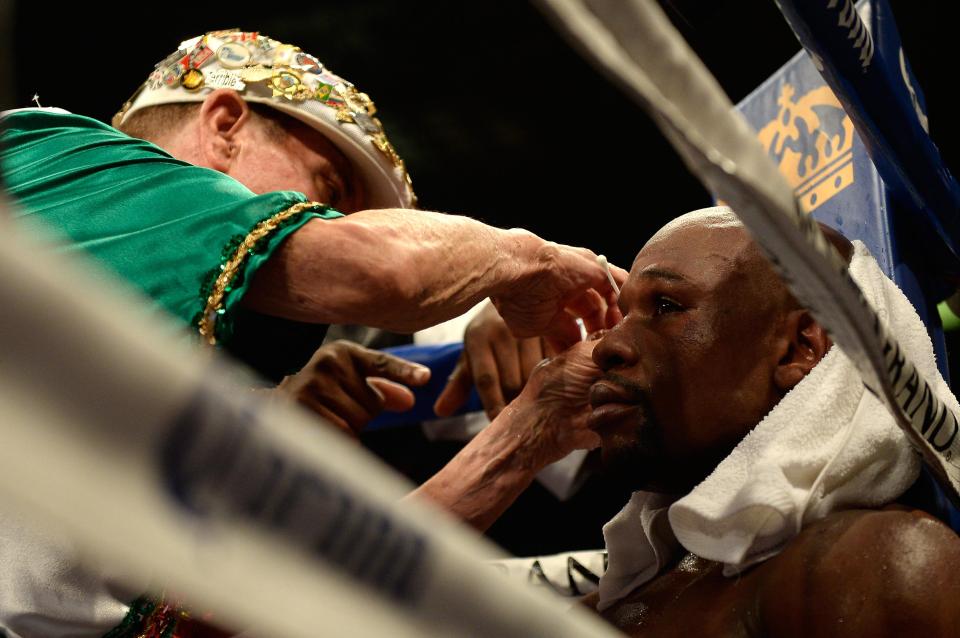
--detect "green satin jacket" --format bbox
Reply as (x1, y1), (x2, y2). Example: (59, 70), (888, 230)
(1, 109), (341, 375)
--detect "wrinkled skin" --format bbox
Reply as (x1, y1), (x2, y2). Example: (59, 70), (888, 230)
(413, 338), (605, 530)
(435, 296), (622, 421)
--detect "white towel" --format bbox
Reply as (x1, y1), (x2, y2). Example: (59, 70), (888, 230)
(598, 241), (957, 610)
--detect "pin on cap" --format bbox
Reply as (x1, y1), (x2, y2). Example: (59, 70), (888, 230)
(217, 41), (252, 68)
(181, 68), (205, 91)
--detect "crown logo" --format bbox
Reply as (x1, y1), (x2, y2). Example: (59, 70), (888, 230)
(757, 83), (855, 212)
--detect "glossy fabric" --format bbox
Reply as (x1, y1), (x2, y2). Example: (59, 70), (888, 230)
(1, 109), (340, 345)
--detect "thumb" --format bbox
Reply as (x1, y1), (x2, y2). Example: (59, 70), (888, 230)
(367, 377), (417, 413)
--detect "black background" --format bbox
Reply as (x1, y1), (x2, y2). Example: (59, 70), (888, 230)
(8, 1), (960, 553)
(10, 1), (958, 269)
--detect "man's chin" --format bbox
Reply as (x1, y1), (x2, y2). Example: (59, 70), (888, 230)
(596, 431), (697, 495)
(596, 434), (662, 492)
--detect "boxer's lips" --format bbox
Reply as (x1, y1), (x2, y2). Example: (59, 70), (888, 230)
(588, 380), (645, 431)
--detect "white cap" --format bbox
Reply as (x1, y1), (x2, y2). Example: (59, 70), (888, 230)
(114, 30), (416, 209)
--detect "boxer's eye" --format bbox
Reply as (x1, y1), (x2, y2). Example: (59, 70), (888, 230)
(653, 295), (684, 316)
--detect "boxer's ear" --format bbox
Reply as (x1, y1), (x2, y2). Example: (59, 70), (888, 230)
(773, 310), (831, 392)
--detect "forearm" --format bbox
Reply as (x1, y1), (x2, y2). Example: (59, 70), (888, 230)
(244, 209), (536, 331)
(408, 402), (552, 531)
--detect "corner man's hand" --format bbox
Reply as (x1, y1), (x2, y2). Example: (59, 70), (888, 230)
(436, 253), (624, 421)
(502, 339), (604, 467)
(491, 239), (627, 343)
(434, 301), (548, 420)
(411, 338), (604, 531)
(276, 340), (430, 436)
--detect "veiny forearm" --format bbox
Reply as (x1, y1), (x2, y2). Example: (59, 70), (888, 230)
(407, 402), (550, 531)
(243, 209), (535, 331)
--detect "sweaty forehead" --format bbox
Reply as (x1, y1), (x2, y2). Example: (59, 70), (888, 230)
(647, 207), (744, 242)
(631, 218), (756, 290)
(625, 208), (799, 323)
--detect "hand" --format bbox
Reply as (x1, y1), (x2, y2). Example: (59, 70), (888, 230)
(411, 339), (605, 532)
(434, 301), (548, 420)
(276, 340), (430, 436)
(491, 239), (627, 343)
(499, 339), (605, 467)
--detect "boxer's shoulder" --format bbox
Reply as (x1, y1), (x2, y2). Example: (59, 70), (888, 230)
(594, 508), (960, 637)
(757, 507), (960, 637)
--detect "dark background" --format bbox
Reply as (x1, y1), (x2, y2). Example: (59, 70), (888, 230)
(10, 1), (958, 269)
(7, 1), (960, 553)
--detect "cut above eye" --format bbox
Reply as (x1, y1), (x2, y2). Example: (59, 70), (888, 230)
(653, 295), (684, 316)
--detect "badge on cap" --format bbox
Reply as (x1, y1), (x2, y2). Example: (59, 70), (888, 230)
(272, 44), (300, 67)
(181, 68), (205, 91)
(206, 69), (246, 91)
(217, 42), (252, 69)
(162, 65), (183, 87)
(251, 47), (276, 65)
(314, 83), (335, 103)
(154, 49), (183, 72)
(185, 42), (214, 69)
(358, 113), (384, 134)
(239, 66), (274, 83)
(146, 69), (164, 90)
(339, 84), (377, 117)
(293, 52), (323, 74)
(317, 70), (348, 88)
(270, 70), (311, 101)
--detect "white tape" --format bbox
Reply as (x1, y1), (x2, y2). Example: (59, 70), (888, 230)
(0, 204), (620, 636)
(538, 0), (960, 505)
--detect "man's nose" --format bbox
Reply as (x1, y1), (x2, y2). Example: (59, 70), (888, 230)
(592, 323), (639, 371)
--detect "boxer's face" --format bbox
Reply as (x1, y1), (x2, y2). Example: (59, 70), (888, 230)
(589, 217), (795, 492)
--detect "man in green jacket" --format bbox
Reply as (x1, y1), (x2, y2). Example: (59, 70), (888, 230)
(2, 30), (620, 423)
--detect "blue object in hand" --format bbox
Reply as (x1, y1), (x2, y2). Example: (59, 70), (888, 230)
(365, 342), (482, 431)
